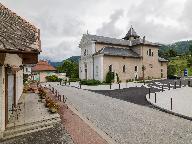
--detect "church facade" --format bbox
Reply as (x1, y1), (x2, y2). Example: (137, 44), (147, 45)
(79, 27), (168, 82)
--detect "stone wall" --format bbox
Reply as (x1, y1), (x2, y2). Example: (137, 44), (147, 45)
(103, 56), (142, 82)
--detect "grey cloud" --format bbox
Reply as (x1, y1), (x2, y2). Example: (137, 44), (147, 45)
(126, 0), (191, 43)
(180, 0), (192, 28)
(1, 0), (191, 61)
(40, 40), (80, 61)
(96, 10), (124, 38)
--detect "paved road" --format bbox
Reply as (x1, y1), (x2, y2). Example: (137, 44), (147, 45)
(49, 82), (192, 144)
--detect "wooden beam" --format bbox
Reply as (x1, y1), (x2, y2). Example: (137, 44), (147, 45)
(23, 53), (38, 64)
(0, 53), (6, 65)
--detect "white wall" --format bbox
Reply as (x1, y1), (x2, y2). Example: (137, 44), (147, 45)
(23, 66), (31, 75)
(79, 41), (95, 80)
(94, 55), (103, 81)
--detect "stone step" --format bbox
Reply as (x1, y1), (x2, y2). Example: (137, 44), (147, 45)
(3, 116), (61, 140)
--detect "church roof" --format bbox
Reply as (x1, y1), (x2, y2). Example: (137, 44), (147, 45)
(32, 61), (56, 72)
(0, 3), (41, 53)
(80, 34), (160, 48)
(95, 47), (140, 58)
(123, 26), (140, 40)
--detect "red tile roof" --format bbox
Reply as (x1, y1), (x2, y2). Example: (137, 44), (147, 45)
(32, 60), (56, 72)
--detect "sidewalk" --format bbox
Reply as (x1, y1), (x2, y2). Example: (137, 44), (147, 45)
(146, 87), (192, 119)
(44, 88), (109, 144)
(1, 92), (73, 144)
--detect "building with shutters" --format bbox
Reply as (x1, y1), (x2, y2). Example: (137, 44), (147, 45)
(79, 26), (168, 82)
(0, 3), (41, 137)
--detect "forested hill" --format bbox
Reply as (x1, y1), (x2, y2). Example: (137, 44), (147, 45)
(66, 56), (80, 63)
(160, 40), (192, 54)
(49, 56), (80, 67)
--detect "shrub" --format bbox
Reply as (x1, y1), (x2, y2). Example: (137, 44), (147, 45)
(46, 75), (62, 82)
(105, 71), (114, 83)
(69, 78), (80, 82)
(80, 79), (101, 86)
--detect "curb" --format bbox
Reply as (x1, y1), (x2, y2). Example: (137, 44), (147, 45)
(145, 95), (192, 121)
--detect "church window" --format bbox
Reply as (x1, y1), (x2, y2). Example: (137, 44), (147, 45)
(109, 65), (112, 72)
(123, 65), (126, 73)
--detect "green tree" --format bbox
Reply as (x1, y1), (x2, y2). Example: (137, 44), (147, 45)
(189, 44), (192, 55)
(168, 49), (177, 57)
(167, 64), (177, 76)
(187, 57), (192, 67)
(57, 60), (79, 78)
(105, 71), (114, 83)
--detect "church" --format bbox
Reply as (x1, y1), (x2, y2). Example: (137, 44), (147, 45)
(79, 26), (168, 82)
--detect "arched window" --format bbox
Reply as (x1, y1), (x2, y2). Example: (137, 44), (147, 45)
(123, 65), (126, 73)
(149, 49), (152, 56)
(109, 65), (112, 72)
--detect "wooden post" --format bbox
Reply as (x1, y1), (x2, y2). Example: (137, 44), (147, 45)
(110, 83), (111, 89)
(180, 81), (181, 88)
(155, 93), (156, 103)
(169, 83), (170, 90)
(174, 82), (176, 89)
(162, 85), (164, 92)
(119, 83), (120, 89)
(63, 95), (65, 103)
(171, 98), (173, 110)
(149, 88), (151, 99)
(188, 81), (190, 87)
(80, 83), (81, 89)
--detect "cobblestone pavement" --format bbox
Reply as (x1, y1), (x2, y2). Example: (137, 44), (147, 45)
(49, 83), (192, 144)
(1, 123), (73, 144)
(44, 88), (108, 144)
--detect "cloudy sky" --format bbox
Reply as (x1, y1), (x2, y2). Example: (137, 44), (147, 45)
(1, 0), (192, 61)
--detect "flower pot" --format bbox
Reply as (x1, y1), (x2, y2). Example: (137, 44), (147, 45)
(49, 107), (57, 113)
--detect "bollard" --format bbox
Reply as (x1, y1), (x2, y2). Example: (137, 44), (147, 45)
(180, 81), (181, 88)
(162, 85), (164, 92)
(144, 80), (145, 85)
(60, 81), (61, 85)
(55, 90), (57, 95)
(155, 93), (157, 103)
(110, 83), (111, 89)
(149, 88), (151, 99)
(63, 95), (65, 103)
(169, 83), (170, 90)
(171, 98), (173, 110)
(69, 81), (70, 85)
(80, 83), (81, 89)
(119, 83), (120, 89)
(188, 81), (191, 87)
(65, 81), (66, 85)
(174, 82), (176, 89)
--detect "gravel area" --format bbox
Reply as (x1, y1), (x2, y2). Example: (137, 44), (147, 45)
(49, 82), (192, 144)
(1, 123), (74, 144)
